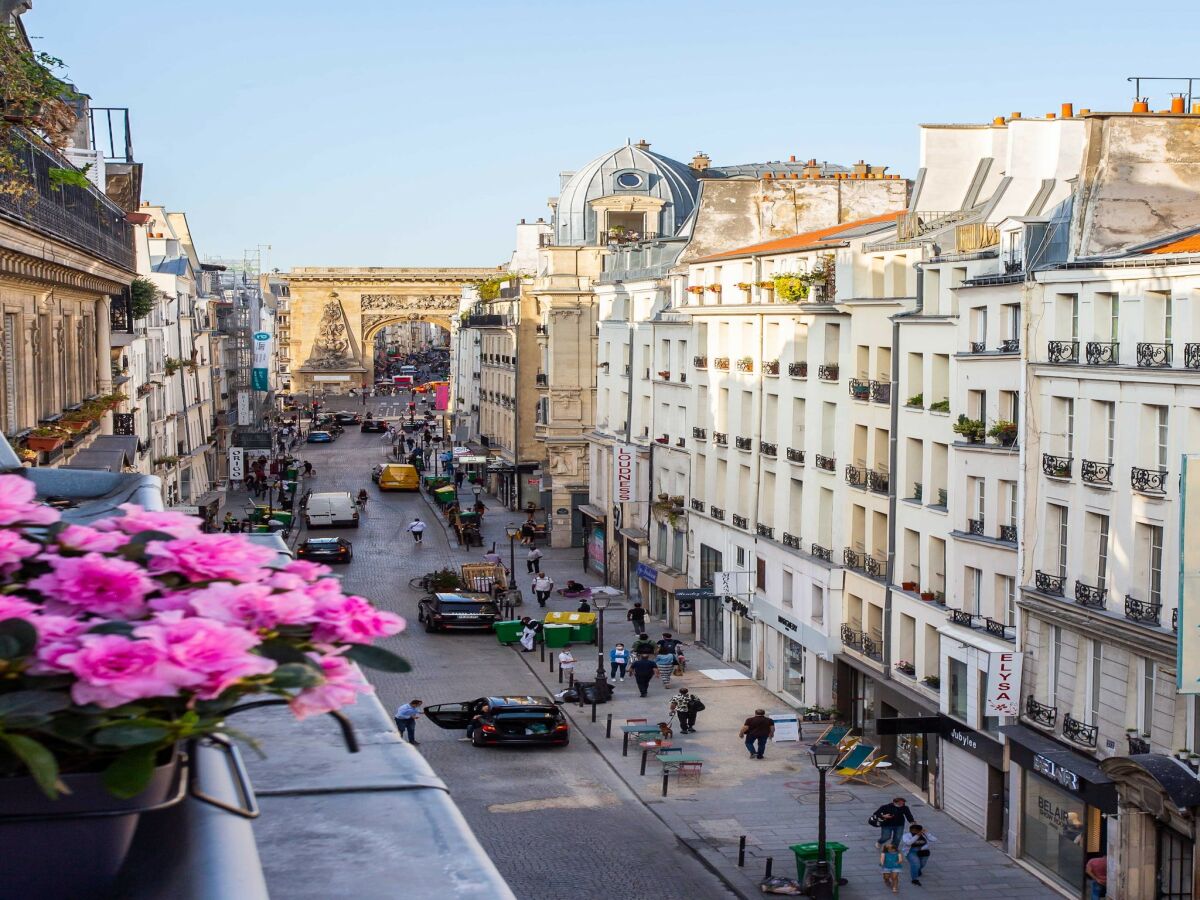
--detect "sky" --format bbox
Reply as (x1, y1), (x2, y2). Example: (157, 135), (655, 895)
(22, 0), (1200, 271)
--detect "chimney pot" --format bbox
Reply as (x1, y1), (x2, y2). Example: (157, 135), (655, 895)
(634, 139), (650, 151)
(1011, 112), (1022, 119)
(690, 151), (711, 171)
(1046, 112), (1056, 119)
(1079, 108), (1091, 115)
(993, 116), (1006, 125)
(1171, 96), (1186, 114)
(1193, 103), (1200, 115)
(520, 218), (526, 224)
(789, 154), (796, 162)
(1061, 102), (1074, 118)
(1133, 99), (1150, 113)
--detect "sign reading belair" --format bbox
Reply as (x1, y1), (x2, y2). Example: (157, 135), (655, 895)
(985, 651), (1022, 716)
(613, 444), (638, 503)
(251, 331), (271, 392)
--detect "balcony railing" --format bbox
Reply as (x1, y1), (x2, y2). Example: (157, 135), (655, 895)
(985, 618), (1015, 641)
(535, 373), (548, 386)
(112, 412), (136, 436)
(1025, 696), (1058, 728)
(1185, 343), (1200, 369)
(1131, 466), (1168, 495)
(1000, 338), (1020, 353)
(788, 362), (808, 378)
(870, 381), (891, 404)
(814, 454), (835, 472)
(818, 364), (839, 381)
(1042, 453), (1073, 479)
(1062, 713), (1098, 748)
(713, 432), (728, 446)
(950, 609), (977, 628)
(693, 355), (708, 369)
(1080, 459), (1113, 485)
(735, 436), (753, 451)
(843, 548), (864, 570)
(1074, 580), (1107, 609)
(811, 543), (831, 562)
(968, 517), (985, 536)
(736, 358), (754, 373)
(865, 555), (884, 579)
(782, 533), (800, 549)
(760, 441), (777, 457)
(968, 341), (985, 353)
(1124, 594), (1161, 625)
(1128, 734), (1151, 755)
(692, 426), (707, 440)
(786, 448), (805, 465)
(1085, 341), (1119, 365)
(955, 222), (1000, 252)
(1035, 570), (1065, 596)
(868, 469), (889, 495)
(999, 524), (1018, 543)
(713, 357), (730, 371)
(849, 378), (870, 401)
(763, 359), (780, 376)
(732, 513), (748, 529)
(839, 626), (882, 662)
(690, 498), (705, 512)
(845, 464), (867, 488)
(709, 505), (725, 521)
(756, 523), (774, 540)
(1047, 340), (1079, 364)
(0, 128), (135, 271)
(1136, 342), (1172, 368)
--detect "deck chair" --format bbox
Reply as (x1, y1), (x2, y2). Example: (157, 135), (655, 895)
(832, 743), (876, 780)
(838, 754), (890, 786)
(815, 723), (849, 745)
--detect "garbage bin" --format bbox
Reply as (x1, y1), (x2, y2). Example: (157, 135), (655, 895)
(542, 624), (572, 648)
(493, 620), (524, 646)
(545, 612), (596, 644)
(790, 842), (848, 899)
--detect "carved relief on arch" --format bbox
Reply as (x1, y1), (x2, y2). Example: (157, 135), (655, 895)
(360, 294), (460, 312)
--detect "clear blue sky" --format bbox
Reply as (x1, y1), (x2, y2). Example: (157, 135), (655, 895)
(24, 0), (1198, 270)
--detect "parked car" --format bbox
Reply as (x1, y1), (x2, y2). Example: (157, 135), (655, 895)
(371, 463), (384, 483)
(297, 536), (354, 563)
(306, 430), (335, 443)
(361, 417), (388, 433)
(304, 491), (359, 528)
(417, 592), (501, 633)
(333, 411), (362, 425)
(423, 695), (569, 747)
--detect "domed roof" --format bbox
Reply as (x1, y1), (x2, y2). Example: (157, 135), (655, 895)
(555, 143), (700, 246)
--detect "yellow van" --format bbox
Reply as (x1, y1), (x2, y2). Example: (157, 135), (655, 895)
(378, 463), (420, 491)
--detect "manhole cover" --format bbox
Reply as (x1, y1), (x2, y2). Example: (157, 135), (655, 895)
(794, 790), (856, 805)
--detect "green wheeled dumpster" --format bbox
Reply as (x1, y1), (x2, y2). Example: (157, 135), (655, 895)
(790, 842), (848, 899)
(544, 611), (596, 644)
(493, 620), (524, 646)
(542, 623), (572, 648)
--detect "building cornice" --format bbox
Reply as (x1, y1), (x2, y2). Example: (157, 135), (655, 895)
(1019, 590), (1176, 662)
(0, 224), (132, 295)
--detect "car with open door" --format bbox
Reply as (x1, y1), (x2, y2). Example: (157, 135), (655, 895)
(423, 696), (569, 747)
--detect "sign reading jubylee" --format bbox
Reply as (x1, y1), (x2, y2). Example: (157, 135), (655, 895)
(251, 331), (270, 392)
(1180, 455), (1200, 693)
(985, 651), (1022, 716)
(613, 444), (638, 503)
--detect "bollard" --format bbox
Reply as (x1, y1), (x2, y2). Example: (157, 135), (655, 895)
(606, 713), (613, 739)
(558, 666), (563, 684)
(662, 769), (669, 797)
(591, 696), (597, 723)
(540, 641), (545, 663)
(549, 652), (554, 673)
(568, 672), (574, 688)
(738, 836), (746, 867)
(640, 747), (649, 776)
(764, 858), (773, 878)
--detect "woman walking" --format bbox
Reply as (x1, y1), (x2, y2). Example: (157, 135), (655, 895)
(880, 843), (903, 893)
(609, 643), (629, 681)
(655, 649), (676, 688)
(900, 824), (936, 885)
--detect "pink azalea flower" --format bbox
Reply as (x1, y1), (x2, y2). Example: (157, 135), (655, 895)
(135, 613), (276, 699)
(0, 594), (38, 620)
(289, 651), (372, 720)
(0, 474), (59, 526)
(145, 534), (277, 583)
(29, 553), (157, 619)
(0, 529), (38, 573)
(28, 613), (89, 674)
(98, 504), (203, 539)
(282, 559), (331, 581)
(312, 594), (404, 644)
(56, 524), (131, 553)
(57, 633), (202, 708)
(179, 582), (316, 629)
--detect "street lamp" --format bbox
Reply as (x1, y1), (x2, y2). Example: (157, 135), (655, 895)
(805, 740), (841, 900)
(505, 524), (520, 584)
(592, 592), (610, 697)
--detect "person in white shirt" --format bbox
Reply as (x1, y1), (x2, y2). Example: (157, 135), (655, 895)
(558, 649), (576, 678)
(406, 518), (426, 544)
(526, 546), (543, 574)
(533, 573), (554, 607)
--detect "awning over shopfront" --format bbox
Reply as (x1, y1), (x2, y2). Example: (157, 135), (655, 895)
(577, 504), (607, 521)
(618, 527), (647, 544)
(636, 559), (686, 592)
(1002, 723), (1118, 813)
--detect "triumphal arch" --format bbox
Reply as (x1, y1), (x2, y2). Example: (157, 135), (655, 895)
(281, 267), (501, 394)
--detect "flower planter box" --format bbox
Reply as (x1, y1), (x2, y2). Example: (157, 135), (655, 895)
(25, 435), (65, 452)
(901, 581), (918, 592)
(920, 592), (935, 602)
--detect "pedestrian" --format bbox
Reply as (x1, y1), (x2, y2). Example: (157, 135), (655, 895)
(1085, 855), (1107, 899)
(632, 632), (656, 657)
(870, 798), (916, 849)
(656, 632), (681, 655)
(740, 708), (775, 759)
(454, 469), (465, 488)
(558, 648), (576, 679)
(519, 617), (537, 652)
(670, 687), (703, 734)
(609, 642), (629, 681)
(406, 517), (426, 544)
(576, 599), (591, 613)
(900, 824), (937, 886)
(880, 843), (903, 894)
(302, 460), (313, 478)
(627, 601), (647, 633)
(629, 654), (657, 697)
(533, 573), (553, 607)
(526, 546), (543, 574)
(654, 649), (675, 688)
(483, 545), (503, 567)
(221, 512), (235, 533)
(393, 699), (423, 745)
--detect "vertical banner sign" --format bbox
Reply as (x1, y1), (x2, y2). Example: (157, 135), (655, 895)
(613, 444), (638, 503)
(228, 447), (244, 482)
(251, 331), (271, 392)
(985, 651), (1023, 716)
(237, 391), (252, 426)
(434, 382), (449, 411)
(1179, 455), (1200, 692)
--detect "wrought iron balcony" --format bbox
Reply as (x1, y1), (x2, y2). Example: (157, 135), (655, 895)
(868, 470), (889, 495)
(1025, 696), (1058, 728)
(693, 355), (708, 369)
(1128, 734), (1150, 755)
(811, 543), (831, 562)
(735, 436), (753, 451)
(999, 524), (1018, 543)
(788, 362), (808, 377)
(736, 358), (755, 373)
(870, 381), (891, 404)
(763, 359), (780, 376)
(843, 548), (864, 570)
(1035, 570), (1065, 596)
(1124, 594), (1161, 625)
(713, 432), (728, 446)
(968, 341), (985, 353)
(756, 523), (774, 540)
(838, 625), (880, 660)
(845, 464), (867, 488)
(1131, 466), (1168, 495)
(1074, 580), (1107, 609)
(950, 609), (977, 628)
(1062, 713), (1098, 748)
(782, 532), (800, 549)
(786, 448), (805, 464)
(814, 453), (835, 472)
(692, 426), (707, 440)
(1080, 459), (1113, 485)
(839, 623), (860, 650)
(1047, 340), (1079, 363)
(985, 618), (1015, 641)
(709, 505), (725, 521)
(849, 378), (870, 400)
(1000, 338), (1020, 353)
(1085, 341), (1119, 365)
(865, 555), (884, 579)
(968, 517), (985, 536)
(713, 357), (730, 371)
(818, 364), (839, 381)
(1185, 343), (1200, 369)
(1042, 453), (1073, 479)
(690, 498), (705, 512)
(760, 441), (777, 457)
(1136, 342), (1172, 368)
(112, 412), (135, 436)
(732, 513), (748, 529)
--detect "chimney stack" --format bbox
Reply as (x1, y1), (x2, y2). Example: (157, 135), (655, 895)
(634, 139), (650, 151)
(802, 158), (822, 178)
(852, 160), (869, 176)
(690, 151), (711, 172)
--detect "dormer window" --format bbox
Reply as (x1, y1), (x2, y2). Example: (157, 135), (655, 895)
(616, 171), (644, 189)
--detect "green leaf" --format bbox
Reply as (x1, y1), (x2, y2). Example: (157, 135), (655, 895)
(0, 618), (38, 659)
(268, 662), (323, 689)
(93, 720), (170, 748)
(103, 745), (157, 799)
(86, 620), (135, 637)
(0, 733), (61, 799)
(257, 639), (311, 666)
(0, 690), (70, 726)
(343, 644), (411, 673)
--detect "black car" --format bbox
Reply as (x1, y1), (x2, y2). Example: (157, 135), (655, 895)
(417, 592), (500, 632)
(333, 411), (362, 425)
(424, 696), (569, 747)
(361, 417), (388, 433)
(296, 536), (353, 563)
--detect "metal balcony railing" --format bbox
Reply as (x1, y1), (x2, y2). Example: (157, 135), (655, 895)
(1080, 459), (1113, 485)
(736, 358), (754, 373)
(999, 524), (1018, 543)
(968, 517), (985, 536)
(1128, 734), (1151, 755)
(814, 454), (835, 472)
(865, 555), (884, 579)
(896, 209), (971, 241)
(870, 381), (891, 404)
(786, 448), (805, 465)
(756, 523), (774, 540)
(950, 609), (977, 628)
(690, 498), (705, 512)
(1062, 713), (1098, 748)
(535, 373), (548, 386)
(735, 436), (752, 450)
(693, 355), (708, 369)
(1185, 343), (1200, 369)
(849, 378), (870, 401)
(1136, 342), (1172, 368)
(709, 505), (725, 521)
(112, 412), (135, 436)
(782, 532), (800, 549)
(843, 548), (864, 570)
(845, 464), (867, 488)
(868, 470), (889, 494)
(1025, 696), (1057, 728)
(985, 618), (1015, 641)
(817, 364), (839, 381)
(1124, 594), (1161, 625)
(692, 426), (707, 440)
(760, 441), (777, 457)
(968, 341), (985, 353)
(763, 359), (780, 376)
(1035, 570), (1065, 596)
(1131, 466), (1168, 495)
(1042, 453), (1073, 479)
(788, 362), (808, 377)
(713, 357), (730, 371)
(1047, 340), (1079, 364)
(713, 432), (728, 446)
(1000, 338), (1020, 353)
(732, 514), (748, 529)
(1074, 580), (1107, 609)
(1085, 342), (1119, 365)
(811, 543), (831, 562)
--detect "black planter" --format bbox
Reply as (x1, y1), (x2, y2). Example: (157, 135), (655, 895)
(0, 749), (183, 899)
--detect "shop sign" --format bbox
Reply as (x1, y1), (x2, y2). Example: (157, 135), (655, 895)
(770, 713), (800, 742)
(613, 444), (638, 503)
(675, 587), (714, 601)
(1033, 754), (1080, 792)
(714, 569), (752, 599)
(251, 331), (270, 391)
(985, 651), (1022, 716)
(777, 615), (798, 633)
(228, 446), (245, 481)
(636, 562), (658, 584)
(237, 391), (252, 426)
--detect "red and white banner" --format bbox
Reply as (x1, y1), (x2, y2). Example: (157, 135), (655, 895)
(613, 444), (638, 503)
(985, 651), (1022, 717)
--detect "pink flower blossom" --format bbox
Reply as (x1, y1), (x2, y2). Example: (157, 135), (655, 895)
(0, 474), (59, 526)
(0, 594), (37, 620)
(57, 633), (201, 708)
(28, 613), (89, 674)
(178, 582), (315, 629)
(135, 613), (275, 699)
(98, 504), (203, 539)
(56, 524), (131, 553)
(282, 559), (331, 581)
(289, 651), (371, 720)
(145, 534), (277, 583)
(312, 594), (404, 644)
(29, 552), (157, 618)
(0, 529), (38, 573)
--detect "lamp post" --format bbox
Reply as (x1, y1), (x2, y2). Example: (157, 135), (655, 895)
(592, 593), (610, 698)
(805, 740), (841, 900)
(472, 483), (483, 511)
(505, 524), (520, 584)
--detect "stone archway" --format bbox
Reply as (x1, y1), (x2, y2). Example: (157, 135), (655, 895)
(280, 267), (501, 394)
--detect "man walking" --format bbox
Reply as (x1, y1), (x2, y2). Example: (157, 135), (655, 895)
(627, 602), (647, 633)
(740, 708), (775, 759)
(871, 797), (916, 849)
(629, 654), (658, 697)
(670, 687), (701, 734)
(532, 573), (554, 607)
(394, 699), (423, 745)
(526, 546), (543, 575)
(406, 517), (427, 544)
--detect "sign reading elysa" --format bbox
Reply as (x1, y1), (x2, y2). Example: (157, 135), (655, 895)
(985, 651), (1022, 717)
(613, 444), (638, 503)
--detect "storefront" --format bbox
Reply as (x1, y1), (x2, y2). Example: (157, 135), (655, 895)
(636, 560), (690, 634)
(619, 528), (647, 606)
(853, 674), (938, 794)
(728, 597), (755, 671)
(1003, 724), (1117, 897)
(577, 504), (607, 578)
(697, 544), (724, 656)
(939, 717), (1005, 840)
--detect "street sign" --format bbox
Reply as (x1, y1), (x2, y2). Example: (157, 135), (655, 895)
(252, 331), (270, 392)
(228, 447), (244, 481)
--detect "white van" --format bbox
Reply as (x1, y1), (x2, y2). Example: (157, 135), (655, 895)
(304, 492), (360, 529)
(242, 532), (294, 567)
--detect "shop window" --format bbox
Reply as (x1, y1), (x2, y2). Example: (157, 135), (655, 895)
(1021, 772), (1085, 892)
(948, 658), (968, 720)
(756, 558), (766, 591)
(782, 639), (804, 700)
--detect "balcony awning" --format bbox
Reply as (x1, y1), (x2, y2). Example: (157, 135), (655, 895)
(618, 527), (647, 544)
(577, 504), (606, 521)
(1001, 722), (1117, 813)
(1100, 753), (1200, 812)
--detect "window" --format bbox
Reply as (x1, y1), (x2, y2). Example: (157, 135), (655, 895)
(782, 569), (793, 608)
(1049, 624), (1063, 705)
(964, 567), (982, 615)
(1005, 303), (1021, 340)
(810, 585), (823, 624)
(1156, 406), (1169, 469)
(949, 657), (969, 720)
(1002, 480), (1018, 526)
(1148, 524), (1164, 606)
(1065, 398), (1075, 457)
(699, 544), (722, 588)
(671, 530), (684, 571)
(1047, 503), (1069, 577)
(1085, 513), (1110, 589)
(756, 557), (766, 591)
(736, 546), (746, 568)
(1139, 657), (1156, 737)
(1089, 640), (1103, 725)
(1097, 400), (1115, 462)
(999, 575), (1016, 626)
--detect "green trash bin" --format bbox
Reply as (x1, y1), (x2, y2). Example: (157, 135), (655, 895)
(542, 624), (572, 648)
(569, 621), (597, 644)
(790, 842), (848, 899)
(493, 620), (524, 646)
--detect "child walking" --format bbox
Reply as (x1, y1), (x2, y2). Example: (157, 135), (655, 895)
(880, 843), (903, 893)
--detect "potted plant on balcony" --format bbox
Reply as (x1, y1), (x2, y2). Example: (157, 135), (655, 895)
(905, 393), (923, 408)
(952, 414), (986, 443)
(657, 370), (670, 379)
(928, 399), (950, 413)
(129, 277), (158, 320)
(24, 426), (68, 452)
(922, 675), (941, 689)
(988, 419), (1018, 446)
(773, 274), (810, 303)
(895, 660), (916, 676)
(755, 280), (775, 291)
(920, 590), (935, 602)
(735, 282), (753, 293)
(706, 284), (722, 294)
(0, 475), (408, 896)
(901, 580), (918, 591)
(685, 285), (706, 296)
